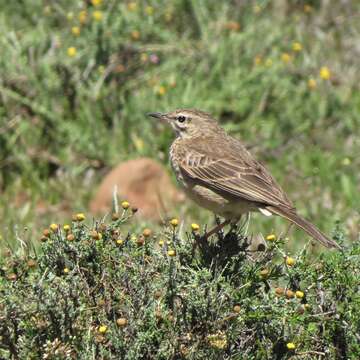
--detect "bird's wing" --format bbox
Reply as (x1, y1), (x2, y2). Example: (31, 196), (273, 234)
(178, 136), (294, 210)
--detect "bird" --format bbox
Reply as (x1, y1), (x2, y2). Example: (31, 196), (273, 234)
(148, 109), (340, 249)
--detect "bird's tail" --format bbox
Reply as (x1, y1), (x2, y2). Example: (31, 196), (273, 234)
(266, 206), (341, 249)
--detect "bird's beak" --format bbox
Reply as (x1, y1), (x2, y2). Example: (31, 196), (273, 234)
(147, 112), (164, 119)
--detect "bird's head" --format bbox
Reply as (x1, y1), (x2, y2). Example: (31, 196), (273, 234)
(148, 109), (222, 138)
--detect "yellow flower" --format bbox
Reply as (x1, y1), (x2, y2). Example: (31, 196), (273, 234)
(131, 30), (140, 40)
(295, 290), (304, 299)
(156, 86), (166, 96)
(63, 224), (71, 232)
(67, 47), (77, 57)
(116, 238), (124, 245)
(78, 10), (87, 24)
(93, 10), (103, 21)
(158, 239), (165, 246)
(121, 200), (130, 209)
(43, 6), (51, 15)
(167, 249), (176, 257)
(275, 287), (285, 296)
(98, 325), (107, 334)
(143, 228), (152, 238)
(50, 223), (58, 232)
(308, 78), (317, 89)
(319, 66), (331, 80)
(90, 231), (102, 240)
(75, 213), (85, 221)
(207, 332), (228, 350)
(27, 259), (37, 268)
(254, 55), (262, 65)
(191, 223), (200, 232)
(66, 12), (74, 21)
(253, 5), (261, 14)
(145, 6), (154, 15)
(66, 234), (75, 241)
(98, 65), (105, 74)
(170, 218), (179, 227)
(265, 58), (273, 67)
(140, 53), (148, 62)
(71, 26), (80, 36)
(112, 213), (120, 221)
(91, 0), (103, 6)
(131, 133), (144, 151)
(286, 257), (295, 266)
(292, 42), (302, 52)
(281, 53), (291, 63)
(116, 318), (128, 327)
(286, 342), (296, 350)
(127, 2), (137, 12)
(43, 229), (51, 237)
(304, 4), (313, 13)
(7, 273), (17, 281)
(260, 268), (269, 279)
(266, 234), (276, 242)
(342, 157), (351, 166)
(63, 267), (70, 274)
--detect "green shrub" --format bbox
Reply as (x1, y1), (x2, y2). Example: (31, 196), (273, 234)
(1, 1), (360, 243)
(1, 211), (359, 359)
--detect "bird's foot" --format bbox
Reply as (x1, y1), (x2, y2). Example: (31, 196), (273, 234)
(203, 219), (232, 240)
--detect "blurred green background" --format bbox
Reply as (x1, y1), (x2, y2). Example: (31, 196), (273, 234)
(0, 0), (359, 251)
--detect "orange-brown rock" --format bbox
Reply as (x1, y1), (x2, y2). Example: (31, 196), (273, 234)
(89, 158), (184, 221)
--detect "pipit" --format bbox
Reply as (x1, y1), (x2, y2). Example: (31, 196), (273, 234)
(148, 109), (340, 249)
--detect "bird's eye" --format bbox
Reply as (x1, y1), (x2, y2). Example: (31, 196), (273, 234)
(177, 115), (186, 123)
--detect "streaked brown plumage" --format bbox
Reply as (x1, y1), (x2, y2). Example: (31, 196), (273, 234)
(148, 109), (340, 249)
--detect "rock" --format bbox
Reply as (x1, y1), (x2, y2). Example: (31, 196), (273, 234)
(89, 158), (184, 222)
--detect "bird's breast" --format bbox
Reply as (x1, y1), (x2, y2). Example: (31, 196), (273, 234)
(169, 144), (184, 183)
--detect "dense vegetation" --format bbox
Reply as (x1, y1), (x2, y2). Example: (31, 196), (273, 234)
(1, 210), (359, 358)
(1, 0), (359, 249)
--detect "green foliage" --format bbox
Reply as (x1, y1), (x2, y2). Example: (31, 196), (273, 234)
(0, 1), (359, 248)
(1, 213), (359, 359)
(1, 2), (359, 358)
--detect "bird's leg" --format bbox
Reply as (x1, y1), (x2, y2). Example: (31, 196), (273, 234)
(214, 215), (222, 225)
(214, 215), (225, 241)
(230, 216), (242, 232)
(203, 219), (231, 240)
(243, 212), (251, 234)
(284, 222), (294, 239)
